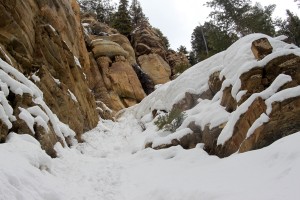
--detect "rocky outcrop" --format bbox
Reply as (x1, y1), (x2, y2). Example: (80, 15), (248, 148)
(143, 36), (300, 158)
(131, 22), (167, 58)
(82, 15), (146, 112)
(166, 50), (190, 75)
(132, 22), (190, 84)
(0, 0), (99, 155)
(138, 53), (171, 85)
(251, 37), (273, 60)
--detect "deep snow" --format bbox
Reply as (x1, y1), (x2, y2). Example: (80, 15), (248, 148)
(1, 114), (300, 200)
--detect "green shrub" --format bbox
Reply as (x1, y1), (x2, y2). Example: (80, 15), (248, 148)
(154, 108), (186, 133)
(174, 62), (191, 74)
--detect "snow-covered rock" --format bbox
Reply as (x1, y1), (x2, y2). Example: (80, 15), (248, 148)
(131, 34), (300, 157)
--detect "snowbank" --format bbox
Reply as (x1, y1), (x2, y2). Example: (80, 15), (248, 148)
(131, 33), (300, 149)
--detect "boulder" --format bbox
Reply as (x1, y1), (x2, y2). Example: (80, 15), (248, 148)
(109, 59), (146, 101)
(138, 53), (171, 85)
(251, 37), (273, 60)
(131, 22), (167, 58)
(166, 50), (190, 75)
(239, 96), (300, 153)
(91, 39), (129, 59)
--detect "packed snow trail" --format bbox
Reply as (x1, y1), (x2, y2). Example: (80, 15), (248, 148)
(1, 112), (300, 200)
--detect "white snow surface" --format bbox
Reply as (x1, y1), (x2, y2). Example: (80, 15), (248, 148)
(1, 114), (300, 200)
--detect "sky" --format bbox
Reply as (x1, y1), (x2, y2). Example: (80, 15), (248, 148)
(113, 0), (299, 51)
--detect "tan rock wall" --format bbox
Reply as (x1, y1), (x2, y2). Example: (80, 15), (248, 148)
(0, 0), (99, 150)
(138, 53), (171, 85)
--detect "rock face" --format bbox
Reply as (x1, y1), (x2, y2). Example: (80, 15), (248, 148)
(0, 0), (99, 155)
(131, 22), (167, 58)
(142, 36), (300, 158)
(166, 50), (190, 75)
(82, 15), (146, 112)
(138, 53), (171, 85)
(132, 22), (190, 85)
(251, 37), (273, 60)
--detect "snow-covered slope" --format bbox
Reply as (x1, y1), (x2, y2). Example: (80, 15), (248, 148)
(131, 34), (300, 155)
(1, 34), (300, 200)
(133, 34), (298, 117)
(1, 116), (300, 200)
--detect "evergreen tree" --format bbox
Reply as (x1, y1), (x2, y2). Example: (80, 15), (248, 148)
(79, 0), (116, 24)
(112, 0), (132, 36)
(277, 10), (300, 46)
(206, 0), (276, 36)
(191, 22), (237, 62)
(153, 27), (170, 49)
(129, 0), (148, 28)
(95, 0), (116, 24)
(177, 45), (188, 54)
(206, 0), (251, 34)
(240, 3), (276, 36)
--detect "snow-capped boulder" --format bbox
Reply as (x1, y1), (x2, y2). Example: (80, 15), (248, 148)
(133, 34), (300, 157)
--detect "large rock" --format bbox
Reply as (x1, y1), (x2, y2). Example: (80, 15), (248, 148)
(251, 37), (273, 60)
(131, 22), (167, 58)
(0, 0), (99, 153)
(81, 14), (147, 112)
(93, 55), (146, 111)
(91, 39), (129, 58)
(166, 50), (190, 75)
(138, 53), (171, 85)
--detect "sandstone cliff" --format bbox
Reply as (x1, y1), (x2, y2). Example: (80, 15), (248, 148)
(81, 14), (190, 114)
(0, 0), (100, 156)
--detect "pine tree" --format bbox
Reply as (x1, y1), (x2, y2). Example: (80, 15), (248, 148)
(277, 10), (300, 46)
(191, 22), (237, 62)
(206, 0), (276, 36)
(153, 27), (170, 49)
(112, 0), (133, 36)
(129, 0), (148, 28)
(79, 0), (116, 24)
(95, 0), (116, 24)
(177, 45), (188, 54)
(206, 0), (252, 34)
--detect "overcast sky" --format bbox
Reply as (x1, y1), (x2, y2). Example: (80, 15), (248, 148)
(113, 0), (299, 51)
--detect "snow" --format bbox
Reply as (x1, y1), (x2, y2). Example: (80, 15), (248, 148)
(52, 76), (61, 85)
(180, 99), (230, 131)
(0, 58), (43, 97)
(74, 56), (82, 68)
(265, 85), (300, 115)
(31, 72), (40, 82)
(245, 113), (269, 138)
(150, 128), (193, 148)
(48, 24), (56, 33)
(0, 58), (75, 145)
(19, 107), (35, 134)
(1, 34), (300, 200)
(217, 74), (292, 145)
(1, 115), (300, 200)
(68, 89), (78, 102)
